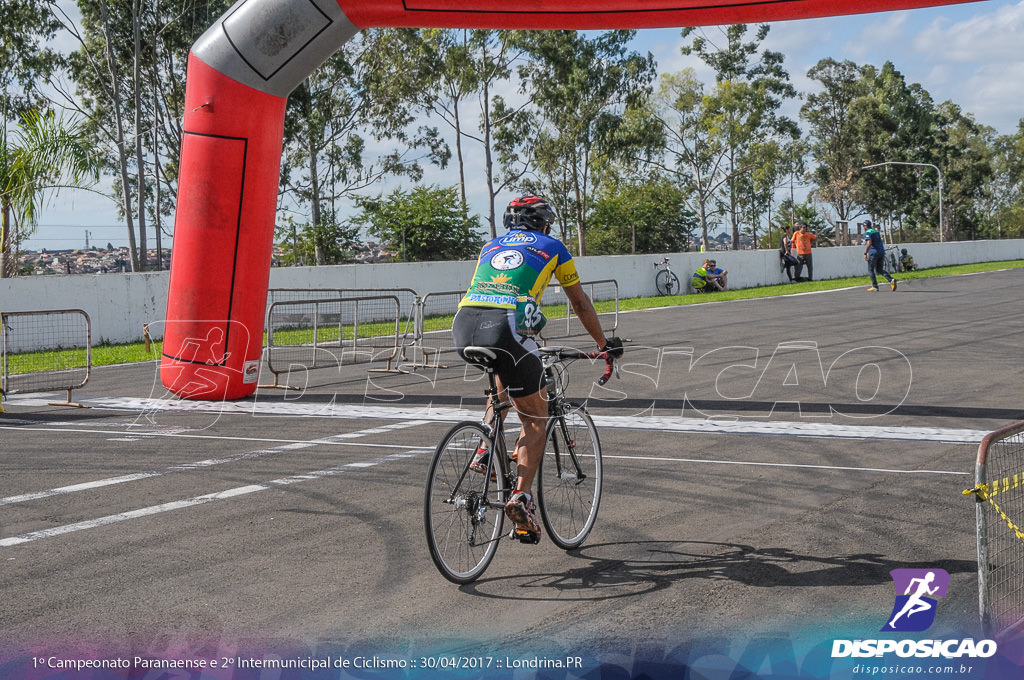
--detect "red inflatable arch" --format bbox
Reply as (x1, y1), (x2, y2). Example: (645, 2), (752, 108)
(162, 0), (976, 399)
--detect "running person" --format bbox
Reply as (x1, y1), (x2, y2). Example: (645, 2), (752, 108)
(863, 220), (897, 292)
(452, 195), (623, 539)
(888, 572), (939, 628)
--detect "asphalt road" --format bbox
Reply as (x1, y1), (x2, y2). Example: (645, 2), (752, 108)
(2, 268), (1023, 678)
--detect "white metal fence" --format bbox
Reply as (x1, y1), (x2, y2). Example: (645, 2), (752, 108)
(1, 309), (91, 406)
(967, 421), (1024, 638)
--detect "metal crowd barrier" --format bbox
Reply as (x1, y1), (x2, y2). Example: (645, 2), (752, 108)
(261, 280), (621, 380)
(410, 290), (465, 370)
(540, 278), (620, 340)
(262, 295), (405, 388)
(0, 309), (91, 407)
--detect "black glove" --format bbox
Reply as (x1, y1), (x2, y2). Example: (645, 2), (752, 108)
(601, 336), (624, 358)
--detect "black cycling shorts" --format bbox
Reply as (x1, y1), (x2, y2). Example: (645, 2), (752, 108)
(451, 307), (545, 398)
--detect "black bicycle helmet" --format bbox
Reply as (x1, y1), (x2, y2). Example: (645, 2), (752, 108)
(503, 195), (556, 234)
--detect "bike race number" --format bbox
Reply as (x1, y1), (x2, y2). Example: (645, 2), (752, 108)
(515, 297), (547, 337)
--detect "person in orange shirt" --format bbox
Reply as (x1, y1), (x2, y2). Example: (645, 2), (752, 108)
(792, 221), (818, 281)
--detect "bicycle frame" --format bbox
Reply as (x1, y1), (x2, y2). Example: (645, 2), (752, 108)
(425, 344), (616, 582)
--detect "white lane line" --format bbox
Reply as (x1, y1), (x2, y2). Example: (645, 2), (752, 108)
(604, 454), (968, 476)
(593, 415), (989, 444)
(0, 422), (436, 447)
(0, 449), (426, 547)
(22, 396), (988, 444)
(0, 420), (430, 507)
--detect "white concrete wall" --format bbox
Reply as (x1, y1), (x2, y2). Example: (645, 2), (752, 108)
(3, 239), (1022, 346)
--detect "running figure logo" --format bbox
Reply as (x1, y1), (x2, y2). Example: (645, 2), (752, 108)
(881, 568), (949, 632)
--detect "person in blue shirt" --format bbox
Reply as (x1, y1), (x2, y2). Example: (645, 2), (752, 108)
(863, 220), (897, 292)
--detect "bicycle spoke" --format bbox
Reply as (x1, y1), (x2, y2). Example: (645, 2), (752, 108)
(537, 404), (602, 550)
(424, 423), (506, 583)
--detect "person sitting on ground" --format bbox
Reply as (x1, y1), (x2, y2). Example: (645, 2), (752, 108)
(692, 258), (726, 293)
(899, 248), (918, 272)
(706, 259), (728, 291)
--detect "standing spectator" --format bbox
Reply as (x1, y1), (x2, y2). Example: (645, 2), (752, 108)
(792, 222), (818, 281)
(863, 220), (897, 292)
(779, 225), (797, 282)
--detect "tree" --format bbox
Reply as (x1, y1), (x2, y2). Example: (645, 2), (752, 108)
(642, 69), (728, 250)
(61, 0), (233, 271)
(982, 120), (1024, 238)
(1, 0), (63, 121)
(760, 199), (829, 249)
(279, 29), (448, 265)
(1, 110), (99, 277)
(853, 62), (941, 241)
(353, 185), (481, 262)
(802, 58), (872, 244)
(680, 24), (798, 250)
(586, 177), (697, 255)
(274, 211), (361, 266)
(410, 29), (531, 237)
(515, 30), (656, 255)
(932, 101), (993, 241)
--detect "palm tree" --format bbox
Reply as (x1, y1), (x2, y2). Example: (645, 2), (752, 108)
(1, 110), (99, 277)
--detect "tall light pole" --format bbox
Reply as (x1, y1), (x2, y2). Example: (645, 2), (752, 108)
(862, 161), (944, 242)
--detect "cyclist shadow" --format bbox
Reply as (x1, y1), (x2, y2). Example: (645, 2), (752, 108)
(460, 540), (976, 601)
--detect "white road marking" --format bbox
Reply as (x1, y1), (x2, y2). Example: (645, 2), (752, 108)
(604, 454), (968, 476)
(593, 414), (988, 444)
(0, 449), (426, 548)
(0, 420), (430, 506)
(28, 396), (988, 444)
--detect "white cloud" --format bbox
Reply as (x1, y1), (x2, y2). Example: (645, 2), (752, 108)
(913, 0), (1024, 63)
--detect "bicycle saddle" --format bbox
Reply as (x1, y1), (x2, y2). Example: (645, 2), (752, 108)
(461, 345), (498, 367)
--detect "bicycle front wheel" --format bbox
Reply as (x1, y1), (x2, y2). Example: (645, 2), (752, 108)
(424, 422), (507, 583)
(656, 269), (681, 296)
(537, 403), (602, 550)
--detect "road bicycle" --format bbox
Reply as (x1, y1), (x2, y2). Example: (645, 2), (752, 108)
(882, 245), (902, 277)
(424, 345), (617, 584)
(654, 258), (681, 296)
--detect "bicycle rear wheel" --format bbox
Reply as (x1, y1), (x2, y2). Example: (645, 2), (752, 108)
(537, 403), (602, 550)
(655, 269), (681, 296)
(424, 422), (507, 583)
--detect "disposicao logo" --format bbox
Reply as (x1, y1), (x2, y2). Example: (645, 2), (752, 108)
(831, 567), (998, 660)
(882, 568), (948, 632)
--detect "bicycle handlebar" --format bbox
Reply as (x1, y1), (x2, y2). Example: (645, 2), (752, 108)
(542, 347), (619, 386)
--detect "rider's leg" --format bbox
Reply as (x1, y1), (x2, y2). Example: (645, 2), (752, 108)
(509, 389), (549, 495)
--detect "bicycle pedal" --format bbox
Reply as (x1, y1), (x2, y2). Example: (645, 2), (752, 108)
(514, 528), (541, 544)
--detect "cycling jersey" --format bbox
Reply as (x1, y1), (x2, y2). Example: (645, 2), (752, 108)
(865, 228), (885, 255)
(460, 230), (580, 310)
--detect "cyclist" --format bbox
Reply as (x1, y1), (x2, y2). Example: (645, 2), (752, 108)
(863, 220), (897, 292)
(452, 195), (623, 539)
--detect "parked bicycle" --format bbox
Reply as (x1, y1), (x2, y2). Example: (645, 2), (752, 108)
(654, 258), (681, 296)
(882, 245), (902, 277)
(424, 345), (617, 584)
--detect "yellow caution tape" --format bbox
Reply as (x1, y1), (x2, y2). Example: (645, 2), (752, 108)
(964, 475), (1024, 543)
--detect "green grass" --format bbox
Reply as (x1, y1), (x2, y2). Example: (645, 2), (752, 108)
(6, 259), (1021, 372)
(609, 259), (1024, 311)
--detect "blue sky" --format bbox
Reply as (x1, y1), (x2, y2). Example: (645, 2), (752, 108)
(27, 0), (1024, 251)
